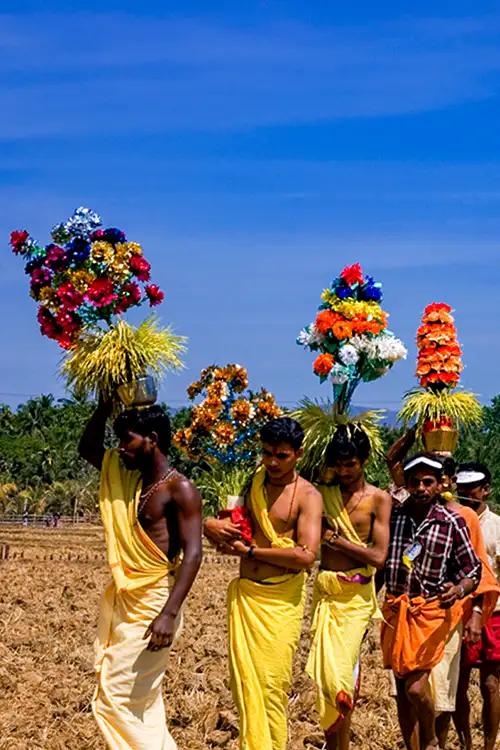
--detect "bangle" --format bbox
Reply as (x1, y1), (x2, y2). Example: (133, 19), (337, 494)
(472, 604), (483, 614)
(247, 545), (256, 560)
(457, 584), (466, 599)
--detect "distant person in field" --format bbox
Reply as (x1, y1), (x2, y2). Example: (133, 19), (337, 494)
(381, 454), (482, 750)
(79, 398), (202, 750)
(453, 462), (500, 750)
(203, 417), (323, 750)
(307, 424), (391, 750)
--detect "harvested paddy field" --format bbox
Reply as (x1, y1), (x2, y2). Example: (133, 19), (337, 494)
(0, 526), (484, 749)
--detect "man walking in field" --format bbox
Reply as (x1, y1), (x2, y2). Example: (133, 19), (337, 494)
(307, 423), (391, 750)
(454, 462), (500, 750)
(382, 454), (482, 750)
(79, 398), (202, 750)
(204, 416), (323, 750)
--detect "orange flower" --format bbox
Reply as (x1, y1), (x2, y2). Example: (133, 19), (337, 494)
(313, 353), (334, 376)
(213, 422), (236, 446)
(315, 309), (340, 334)
(331, 320), (353, 340)
(231, 398), (254, 425)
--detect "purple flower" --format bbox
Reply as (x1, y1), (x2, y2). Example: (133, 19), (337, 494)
(103, 227), (126, 244)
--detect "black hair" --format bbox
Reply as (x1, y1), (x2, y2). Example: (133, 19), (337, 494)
(260, 417), (304, 451)
(113, 405), (171, 455)
(403, 451), (443, 481)
(442, 456), (456, 478)
(457, 461), (491, 485)
(325, 423), (371, 466)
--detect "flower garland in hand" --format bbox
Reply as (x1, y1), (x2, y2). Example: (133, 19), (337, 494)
(10, 207), (165, 350)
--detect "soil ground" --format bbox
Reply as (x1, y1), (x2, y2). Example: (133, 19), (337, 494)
(0, 526), (485, 749)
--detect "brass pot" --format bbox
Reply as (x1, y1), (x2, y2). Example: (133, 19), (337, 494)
(117, 375), (157, 408)
(422, 428), (458, 454)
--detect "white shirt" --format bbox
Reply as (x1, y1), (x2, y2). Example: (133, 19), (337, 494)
(479, 506), (500, 612)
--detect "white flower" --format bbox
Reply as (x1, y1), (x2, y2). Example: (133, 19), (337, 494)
(296, 323), (324, 347)
(330, 364), (350, 384)
(339, 344), (359, 366)
(375, 334), (407, 363)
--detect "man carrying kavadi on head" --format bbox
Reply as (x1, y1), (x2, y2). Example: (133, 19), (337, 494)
(306, 423), (391, 750)
(203, 416), (323, 750)
(79, 400), (203, 750)
(382, 453), (482, 750)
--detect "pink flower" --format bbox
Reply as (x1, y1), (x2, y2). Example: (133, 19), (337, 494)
(85, 278), (117, 307)
(145, 284), (165, 306)
(31, 267), (52, 289)
(45, 245), (68, 271)
(129, 255), (151, 282)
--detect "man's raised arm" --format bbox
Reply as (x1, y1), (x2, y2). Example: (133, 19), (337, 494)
(78, 396), (112, 470)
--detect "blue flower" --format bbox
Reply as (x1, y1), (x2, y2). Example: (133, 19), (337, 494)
(104, 227), (126, 244)
(360, 276), (383, 302)
(336, 284), (354, 299)
(67, 237), (91, 265)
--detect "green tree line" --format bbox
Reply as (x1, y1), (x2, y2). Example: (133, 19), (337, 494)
(1, 395), (500, 516)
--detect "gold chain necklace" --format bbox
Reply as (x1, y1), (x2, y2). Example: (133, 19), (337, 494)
(137, 468), (176, 517)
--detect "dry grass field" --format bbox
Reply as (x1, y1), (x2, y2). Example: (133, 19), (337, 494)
(0, 526), (486, 749)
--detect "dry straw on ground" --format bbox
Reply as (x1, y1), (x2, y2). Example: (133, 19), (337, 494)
(0, 527), (485, 749)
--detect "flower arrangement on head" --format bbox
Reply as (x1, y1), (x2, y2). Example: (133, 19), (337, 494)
(174, 364), (282, 518)
(399, 302), (482, 452)
(10, 207), (186, 403)
(294, 262), (407, 477)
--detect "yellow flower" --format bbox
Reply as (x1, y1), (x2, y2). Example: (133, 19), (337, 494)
(38, 286), (59, 310)
(214, 422), (235, 446)
(90, 241), (115, 265)
(70, 270), (95, 292)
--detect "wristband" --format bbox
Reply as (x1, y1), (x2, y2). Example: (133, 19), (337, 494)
(247, 545), (256, 560)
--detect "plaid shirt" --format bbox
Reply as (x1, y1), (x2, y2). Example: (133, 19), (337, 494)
(385, 501), (482, 598)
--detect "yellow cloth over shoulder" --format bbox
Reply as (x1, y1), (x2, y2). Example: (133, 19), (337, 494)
(306, 484), (378, 734)
(93, 449), (181, 750)
(228, 465), (306, 750)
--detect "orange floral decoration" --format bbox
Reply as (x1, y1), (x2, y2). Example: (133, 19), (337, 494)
(416, 303), (463, 389)
(313, 353), (335, 376)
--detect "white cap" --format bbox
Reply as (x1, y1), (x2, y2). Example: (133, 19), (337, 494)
(456, 470), (486, 485)
(404, 456), (443, 473)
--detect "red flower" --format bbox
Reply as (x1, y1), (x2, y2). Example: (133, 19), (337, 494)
(37, 306), (60, 340)
(56, 307), (80, 333)
(340, 263), (364, 286)
(10, 230), (29, 253)
(129, 255), (151, 282)
(424, 302), (452, 315)
(145, 284), (165, 307)
(115, 281), (142, 313)
(90, 229), (105, 241)
(57, 282), (83, 311)
(85, 278), (117, 307)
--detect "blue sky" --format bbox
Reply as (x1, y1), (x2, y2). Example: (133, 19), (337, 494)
(1, 1), (499, 411)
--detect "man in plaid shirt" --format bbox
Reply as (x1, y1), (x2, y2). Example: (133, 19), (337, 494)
(381, 454), (481, 750)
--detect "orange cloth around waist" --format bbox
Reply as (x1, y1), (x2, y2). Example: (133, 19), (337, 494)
(381, 594), (463, 677)
(455, 505), (499, 627)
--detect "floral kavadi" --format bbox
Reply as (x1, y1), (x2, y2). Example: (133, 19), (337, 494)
(173, 364), (282, 466)
(10, 207), (165, 350)
(297, 262), (407, 411)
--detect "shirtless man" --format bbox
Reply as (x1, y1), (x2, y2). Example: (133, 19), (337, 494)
(79, 400), (202, 750)
(306, 423), (391, 750)
(204, 416), (323, 750)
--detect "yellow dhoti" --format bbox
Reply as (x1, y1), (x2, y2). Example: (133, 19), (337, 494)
(93, 449), (180, 750)
(306, 568), (377, 733)
(308, 484), (378, 734)
(228, 465), (306, 750)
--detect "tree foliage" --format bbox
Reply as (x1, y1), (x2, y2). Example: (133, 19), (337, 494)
(2, 394), (500, 515)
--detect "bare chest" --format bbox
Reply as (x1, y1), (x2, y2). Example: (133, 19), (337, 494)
(342, 494), (376, 544)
